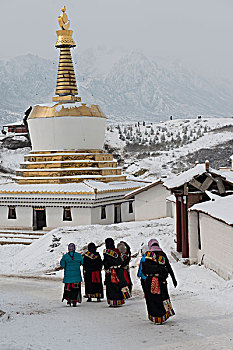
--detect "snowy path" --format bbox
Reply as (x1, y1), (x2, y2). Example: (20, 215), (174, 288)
(0, 277), (233, 350)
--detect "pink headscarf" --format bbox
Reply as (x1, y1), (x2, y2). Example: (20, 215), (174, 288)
(148, 239), (162, 252)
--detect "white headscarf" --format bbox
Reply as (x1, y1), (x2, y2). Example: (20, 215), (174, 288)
(141, 244), (148, 255)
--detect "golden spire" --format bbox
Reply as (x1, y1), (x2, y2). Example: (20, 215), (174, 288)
(53, 6), (81, 103)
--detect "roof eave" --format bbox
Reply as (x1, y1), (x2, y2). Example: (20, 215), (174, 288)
(124, 179), (162, 199)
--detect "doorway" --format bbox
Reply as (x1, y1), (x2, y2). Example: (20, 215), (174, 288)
(33, 208), (47, 230)
(114, 204), (121, 224)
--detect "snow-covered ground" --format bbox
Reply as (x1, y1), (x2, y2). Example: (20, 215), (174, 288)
(0, 219), (174, 280)
(0, 147), (29, 172)
(1, 273), (233, 350)
(105, 117), (233, 179)
(1, 219), (233, 349)
(0, 118), (233, 348)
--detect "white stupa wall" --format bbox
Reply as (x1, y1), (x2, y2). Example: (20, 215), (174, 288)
(28, 116), (106, 151)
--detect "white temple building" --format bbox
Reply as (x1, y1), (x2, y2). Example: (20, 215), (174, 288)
(125, 180), (170, 221)
(0, 7), (146, 233)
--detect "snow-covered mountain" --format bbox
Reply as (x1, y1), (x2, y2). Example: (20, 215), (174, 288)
(1, 48), (233, 125)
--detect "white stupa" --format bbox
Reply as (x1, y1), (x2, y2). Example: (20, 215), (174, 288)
(0, 7), (146, 236)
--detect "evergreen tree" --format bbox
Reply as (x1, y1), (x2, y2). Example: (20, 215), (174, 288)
(126, 132), (130, 140)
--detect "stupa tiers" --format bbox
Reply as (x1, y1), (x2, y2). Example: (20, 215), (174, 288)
(0, 7), (146, 233)
(16, 7), (125, 185)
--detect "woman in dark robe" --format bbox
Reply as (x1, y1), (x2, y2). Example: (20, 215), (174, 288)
(117, 241), (133, 295)
(83, 242), (104, 302)
(142, 239), (177, 324)
(60, 243), (83, 307)
(103, 237), (130, 306)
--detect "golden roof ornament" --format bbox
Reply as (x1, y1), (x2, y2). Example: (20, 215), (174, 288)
(56, 6), (76, 48)
(53, 6), (80, 103)
(58, 6), (70, 30)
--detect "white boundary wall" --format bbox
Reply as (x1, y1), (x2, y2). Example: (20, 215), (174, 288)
(189, 211), (233, 280)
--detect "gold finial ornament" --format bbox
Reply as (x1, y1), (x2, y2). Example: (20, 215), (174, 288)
(58, 6), (70, 30)
(56, 6), (76, 48)
(53, 6), (81, 102)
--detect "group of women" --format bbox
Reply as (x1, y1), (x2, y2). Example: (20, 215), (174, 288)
(60, 237), (177, 325)
(60, 238), (132, 307)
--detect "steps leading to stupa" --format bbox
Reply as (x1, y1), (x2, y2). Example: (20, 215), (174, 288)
(0, 230), (45, 245)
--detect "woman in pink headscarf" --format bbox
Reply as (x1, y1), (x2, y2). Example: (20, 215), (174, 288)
(142, 239), (177, 324)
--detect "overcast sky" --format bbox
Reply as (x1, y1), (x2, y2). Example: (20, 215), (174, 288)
(2, 0), (233, 80)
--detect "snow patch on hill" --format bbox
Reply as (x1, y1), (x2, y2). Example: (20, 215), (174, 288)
(105, 117), (233, 180)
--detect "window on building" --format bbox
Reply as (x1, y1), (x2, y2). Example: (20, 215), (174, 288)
(129, 201), (133, 214)
(101, 206), (106, 219)
(8, 207), (16, 219)
(197, 212), (201, 250)
(63, 208), (72, 221)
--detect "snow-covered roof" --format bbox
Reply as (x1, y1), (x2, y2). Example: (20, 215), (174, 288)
(0, 182), (93, 195)
(124, 179), (162, 199)
(16, 167), (122, 172)
(0, 179), (146, 196)
(164, 164), (233, 189)
(190, 195), (233, 226)
(205, 190), (221, 201)
(2, 120), (24, 127)
(24, 152), (106, 157)
(84, 179), (147, 194)
(166, 194), (176, 202)
(37, 102), (83, 109)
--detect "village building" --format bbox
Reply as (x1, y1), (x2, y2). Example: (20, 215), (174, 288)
(0, 7), (146, 243)
(125, 180), (170, 221)
(189, 195), (233, 280)
(164, 162), (233, 260)
(1, 121), (27, 135)
(126, 160), (233, 279)
(218, 155), (233, 173)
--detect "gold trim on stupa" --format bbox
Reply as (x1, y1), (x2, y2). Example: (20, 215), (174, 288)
(15, 151), (126, 184)
(28, 103), (106, 119)
(53, 6), (80, 103)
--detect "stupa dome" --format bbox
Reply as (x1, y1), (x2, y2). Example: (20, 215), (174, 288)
(28, 102), (106, 151)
